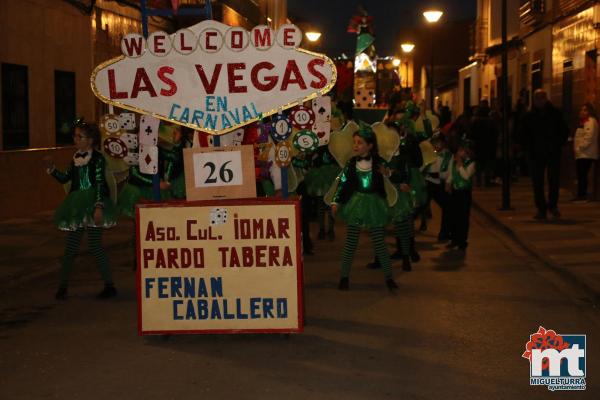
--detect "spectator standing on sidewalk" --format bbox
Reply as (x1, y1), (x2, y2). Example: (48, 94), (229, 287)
(572, 103), (599, 202)
(517, 89), (569, 220)
(469, 100), (498, 187)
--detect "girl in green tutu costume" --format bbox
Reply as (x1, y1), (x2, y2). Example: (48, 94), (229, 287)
(44, 119), (117, 300)
(331, 125), (398, 291)
(389, 100), (433, 262)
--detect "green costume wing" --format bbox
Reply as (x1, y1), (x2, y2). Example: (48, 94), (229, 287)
(372, 122), (400, 162)
(328, 120), (359, 167)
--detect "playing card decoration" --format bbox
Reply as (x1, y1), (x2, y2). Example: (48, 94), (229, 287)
(271, 114), (292, 142)
(311, 95), (332, 145)
(312, 96), (331, 123)
(215, 128), (245, 147)
(139, 115), (160, 146)
(139, 144), (158, 174)
(118, 112), (136, 130)
(290, 106), (315, 130)
(209, 207), (229, 226)
(103, 137), (128, 159)
(99, 114), (122, 136)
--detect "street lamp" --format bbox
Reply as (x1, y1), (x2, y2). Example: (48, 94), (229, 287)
(423, 9), (443, 111)
(392, 58), (401, 67)
(401, 42), (415, 89)
(305, 31), (321, 42)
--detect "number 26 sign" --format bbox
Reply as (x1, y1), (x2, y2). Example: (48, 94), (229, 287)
(183, 145), (257, 201)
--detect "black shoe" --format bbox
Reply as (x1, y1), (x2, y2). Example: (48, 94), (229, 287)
(533, 211), (547, 220)
(97, 285), (117, 299)
(457, 244), (467, 251)
(446, 241), (459, 249)
(437, 233), (450, 242)
(55, 287), (68, 300)
(327, 230), (335, 241)
(410, 249), (420, 263)
(317, 230), (326, 240)
(385, 278), (398, 291)
(419, 221), (427, 232)
(366, 260), (381, 269)
(549, 208), (561, 219)
(390, 249), (403, 260)
(402, 256), (412, 271)
(338, 277), (349, 290)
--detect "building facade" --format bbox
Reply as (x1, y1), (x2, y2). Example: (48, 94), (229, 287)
(0, 0), (278, 220)
(458, 0), (600, 197)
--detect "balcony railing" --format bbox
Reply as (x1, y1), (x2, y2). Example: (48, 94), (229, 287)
(520, 0), (545, 27)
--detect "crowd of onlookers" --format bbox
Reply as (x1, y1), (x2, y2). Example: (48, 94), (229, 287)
(436, 89), (598, 219)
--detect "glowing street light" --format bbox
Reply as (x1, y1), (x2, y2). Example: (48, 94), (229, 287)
(423, 10), (443, 23)
(423, 9), (443, 110)
(392, 58), (401, 67)
(401, 43), (415, 54)
(305, 31), (322, 42)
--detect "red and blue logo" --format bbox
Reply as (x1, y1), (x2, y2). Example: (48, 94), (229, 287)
(522, 326), (586, 391)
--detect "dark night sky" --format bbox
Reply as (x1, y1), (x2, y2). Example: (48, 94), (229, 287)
(287, 0), (477, 56)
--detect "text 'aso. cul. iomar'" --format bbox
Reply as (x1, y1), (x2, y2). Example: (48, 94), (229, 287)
(91, 21), (337, 135)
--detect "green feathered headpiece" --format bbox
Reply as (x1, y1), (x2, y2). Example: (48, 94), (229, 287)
(401, 101), (419, 119)
(356, 121), (375, 141)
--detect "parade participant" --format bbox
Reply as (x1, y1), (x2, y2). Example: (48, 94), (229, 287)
(390, 100), (433, 262)
(330, 123), (398, 291)
(44, 119), (118, 300)
(163, 126), (187, 200)
(304, 146), (340, 240)
(446, 140), (476, 251)
(386, 134), (415, 271)
(365, 121), (414, 271)
(423, 133), (453, 241)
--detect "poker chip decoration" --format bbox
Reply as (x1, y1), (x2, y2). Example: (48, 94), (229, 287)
(275, 141), (292, 167)
(104, 137), (128, 159)
(290, 106), (315, 130)
(292, 130), (319, 152)
(270, 114), (292, 142)
(99, 114), (123, 136)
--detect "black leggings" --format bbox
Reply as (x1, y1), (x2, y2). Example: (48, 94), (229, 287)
(576, 158), (594, 198)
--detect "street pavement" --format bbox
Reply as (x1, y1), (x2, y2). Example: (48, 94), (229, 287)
(0, 203), (598, 399)
(473, 180), (600, 301)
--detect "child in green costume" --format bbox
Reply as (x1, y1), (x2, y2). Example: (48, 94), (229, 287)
(331, 125), (398, 291)
(45, 119), (118, 300)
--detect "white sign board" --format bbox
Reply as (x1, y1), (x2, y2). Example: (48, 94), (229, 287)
(91, 20), (337, 135)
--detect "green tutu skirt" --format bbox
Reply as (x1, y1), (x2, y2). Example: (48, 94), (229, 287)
(338, 192), (390, 228)
(410, 167), (427, 208)
(54, 188), (118, 231)
(118, 182), (153, 218)
(305, 164), (342, 197)
(391, 190), (414, 222)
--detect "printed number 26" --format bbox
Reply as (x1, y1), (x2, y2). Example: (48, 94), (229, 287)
(204, 160), (233, 184)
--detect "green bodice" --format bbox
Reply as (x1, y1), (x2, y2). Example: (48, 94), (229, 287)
(50, 150), (109, 204)
(452, 159), (475, 190)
